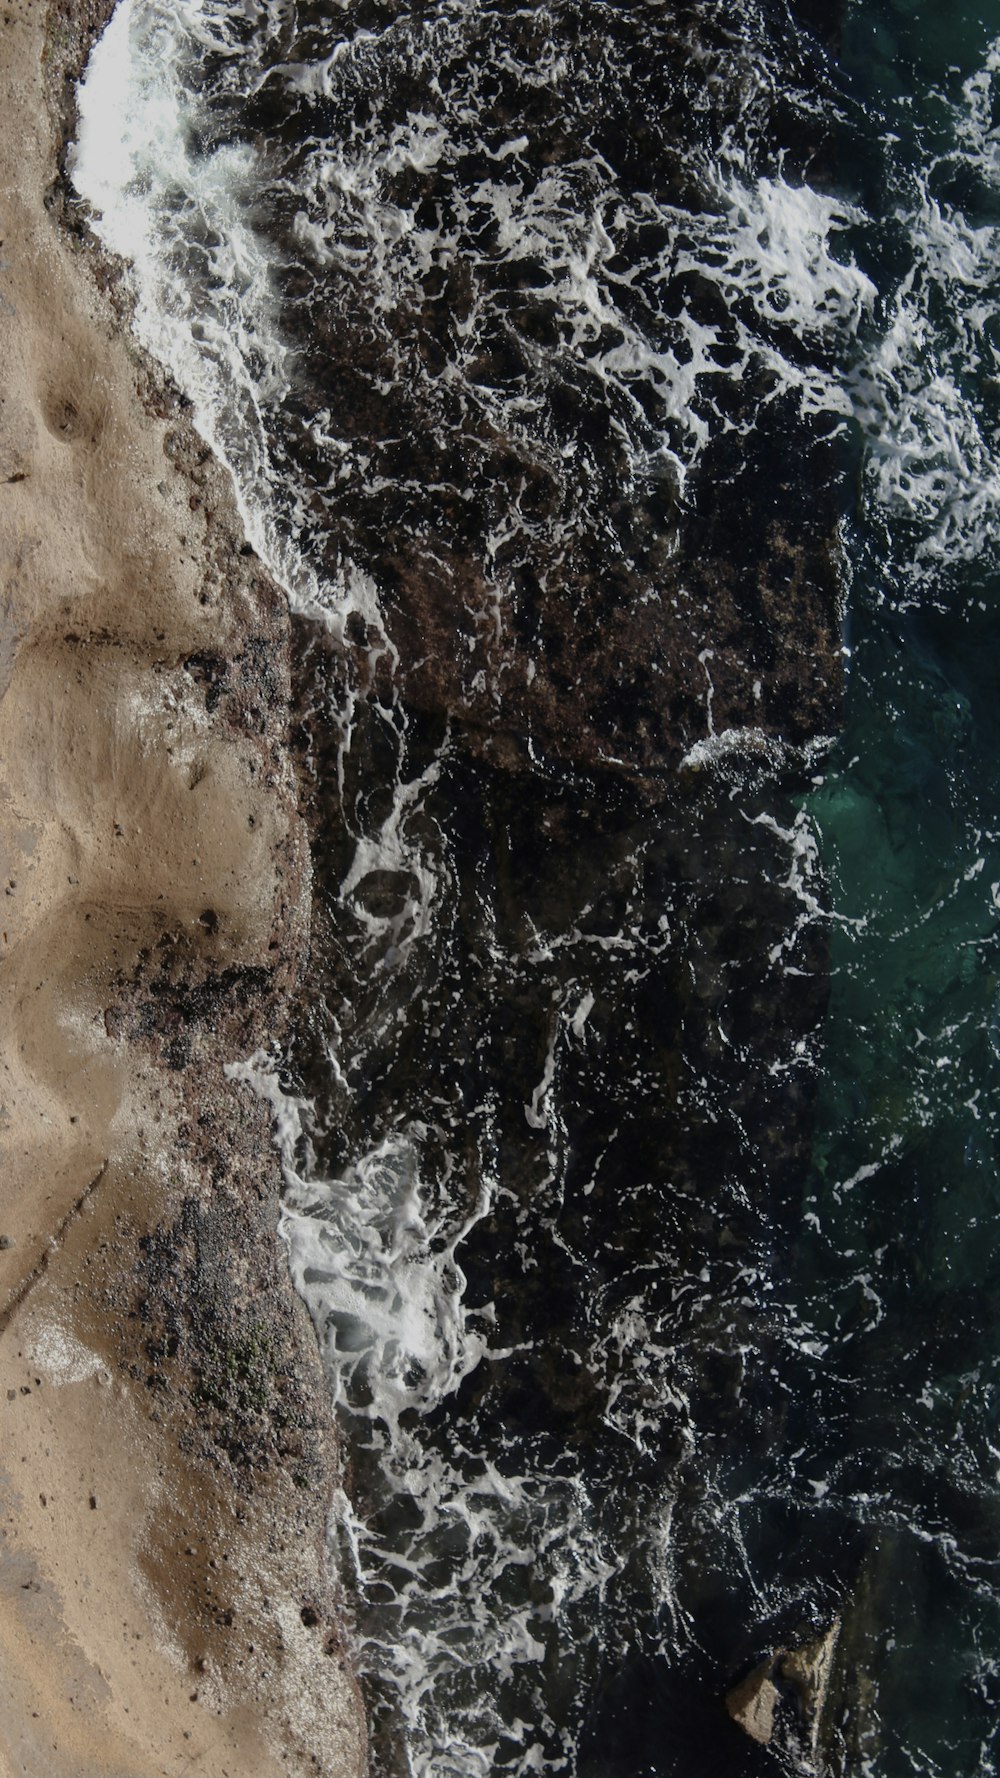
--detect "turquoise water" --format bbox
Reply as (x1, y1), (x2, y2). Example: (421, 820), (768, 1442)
(789, 2), (1000, 1768)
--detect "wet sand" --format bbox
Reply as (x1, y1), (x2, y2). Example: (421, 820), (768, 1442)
(0, 2), (366, 1772)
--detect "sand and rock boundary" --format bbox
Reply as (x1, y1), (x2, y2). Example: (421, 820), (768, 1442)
(0, 3), (366, 1772)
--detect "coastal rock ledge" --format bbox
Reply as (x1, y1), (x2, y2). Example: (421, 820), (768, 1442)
(0, 3), (367, 1773)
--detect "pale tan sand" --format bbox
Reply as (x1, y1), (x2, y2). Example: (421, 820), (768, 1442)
(0, 3), (367, 1772)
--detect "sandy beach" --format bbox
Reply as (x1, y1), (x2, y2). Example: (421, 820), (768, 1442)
(0, 2), (366, 1771)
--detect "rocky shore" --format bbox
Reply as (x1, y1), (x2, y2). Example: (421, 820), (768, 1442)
(0, 3), (366, 1771)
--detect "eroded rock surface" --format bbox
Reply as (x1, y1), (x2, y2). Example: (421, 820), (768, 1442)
(0, 4), (366, 1772)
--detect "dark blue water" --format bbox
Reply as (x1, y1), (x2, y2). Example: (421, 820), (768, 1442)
(74, 1), (1000, 1772)
(784, 6), (1000, 1771)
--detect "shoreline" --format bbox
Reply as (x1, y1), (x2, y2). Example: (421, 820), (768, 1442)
(0, 3), (366, 1773)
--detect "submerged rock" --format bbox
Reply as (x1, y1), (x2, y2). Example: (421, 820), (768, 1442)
(782, 1619), (841, 1758)
(726, 1620), (841, 1771)
(727, 1657), (782, 1746)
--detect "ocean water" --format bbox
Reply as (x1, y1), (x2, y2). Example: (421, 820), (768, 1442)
(73, 2), (1000, 1773)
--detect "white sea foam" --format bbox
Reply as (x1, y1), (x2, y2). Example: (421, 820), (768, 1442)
(72, 0), (874, 610)
(73, 0), (285, 531)
(74, 6), (1000, 631)
(849, 38), (1000, 582)
(225, 1050), (624, 1777)
(72, 0), (392, 646)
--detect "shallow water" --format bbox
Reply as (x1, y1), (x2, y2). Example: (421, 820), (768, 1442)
(75, 1), (1000, 1771)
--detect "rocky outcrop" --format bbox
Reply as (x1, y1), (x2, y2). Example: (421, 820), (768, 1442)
(727, 1620), (841, 1771)
(0, 4), (366, 1772)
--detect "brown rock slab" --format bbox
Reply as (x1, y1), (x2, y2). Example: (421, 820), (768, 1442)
(0, 4), (366, 1773)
